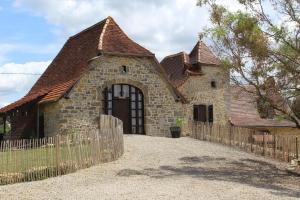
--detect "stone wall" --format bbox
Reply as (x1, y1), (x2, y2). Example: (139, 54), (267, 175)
(178, 65), (230, 135)
(41, 102), (61, 137)
(43, 54), (183, 137)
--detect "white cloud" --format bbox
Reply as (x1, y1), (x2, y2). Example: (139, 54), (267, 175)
(0, 61), (50, 107)
(12, 0), (243, 60)
(2, 0), (244, 107)
(0, 42), (59, 66)
(0, 43), (21, 65)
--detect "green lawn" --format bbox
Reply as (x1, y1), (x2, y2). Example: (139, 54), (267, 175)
(0, 143), (93, 174)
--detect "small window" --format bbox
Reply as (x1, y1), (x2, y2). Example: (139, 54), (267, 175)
(113, 85), (121, 97)
(211, 80), (216, 88)
(193, 105), (214, 123)
(123, 85), (129, 97)
(121, 65), (128, 74)
(193, 105), (207, 122)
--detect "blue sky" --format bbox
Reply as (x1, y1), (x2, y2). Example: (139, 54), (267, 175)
(0, 0), (60, 63)
(0, 0), (242, 108)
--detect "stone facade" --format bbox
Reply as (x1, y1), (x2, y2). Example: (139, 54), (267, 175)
(178, 65), (230, 135)
(41, 102), (61, 137)
(42, 54), (183, 137)
(7, 56), (231, 138)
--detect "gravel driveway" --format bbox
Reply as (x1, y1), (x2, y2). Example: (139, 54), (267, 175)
(0, 135), (300, 200)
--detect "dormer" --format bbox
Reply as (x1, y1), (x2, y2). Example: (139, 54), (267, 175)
(160, 40), (221, 87)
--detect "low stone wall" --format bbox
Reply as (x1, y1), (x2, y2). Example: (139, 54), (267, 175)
(0, 115), (124, 185)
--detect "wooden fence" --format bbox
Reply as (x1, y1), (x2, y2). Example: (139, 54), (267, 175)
(0, 115), (124, 185)
(191, 123), (299, 163)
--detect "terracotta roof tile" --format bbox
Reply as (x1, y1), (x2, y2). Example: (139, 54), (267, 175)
(0, 16), (154, 113)
(189, 41), (221, 65)
(101, 17), (153, 56)
(160, 52), (189, 88)
(38, 79), (76, 103)
(0, 91), (48, 113)
(230, 86), (295, 127)
(161, 41), (220, 88)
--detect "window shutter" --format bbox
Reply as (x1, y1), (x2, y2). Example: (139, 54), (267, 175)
(193, 105), (199, 121)
(103, 88), (108, 114)
(194, 105), (207, 122)
(199, 105), (207, 122)
(208, 105), (213, 123)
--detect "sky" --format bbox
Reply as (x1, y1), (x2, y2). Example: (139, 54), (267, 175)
(0, 0), (243, 108)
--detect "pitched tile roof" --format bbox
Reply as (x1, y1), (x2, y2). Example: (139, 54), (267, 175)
(160, 52), (190, 88)
(0, 16), (156, 113)
(189, 41), (221, 65)
(230, 86), (295, 127)
(160, 41), (220, 88)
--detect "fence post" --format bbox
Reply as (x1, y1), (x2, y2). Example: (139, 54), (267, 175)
(296, 137), (299, 160)
(56, 135), (60, 175)
(262, 133), (265, 156)
(250, 130), (253, 153)
(209, 124), (212, 142)
(229, 125), (232, 146)
(273, 135), (276, 159)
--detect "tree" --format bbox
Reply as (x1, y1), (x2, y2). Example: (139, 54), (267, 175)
(197, 0), (300, 128)
(293, 95), (300, 119)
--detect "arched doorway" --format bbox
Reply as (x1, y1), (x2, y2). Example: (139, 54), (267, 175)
(103, 84), (145, 134)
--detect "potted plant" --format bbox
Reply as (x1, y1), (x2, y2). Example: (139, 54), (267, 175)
(170, 118), (185, 138)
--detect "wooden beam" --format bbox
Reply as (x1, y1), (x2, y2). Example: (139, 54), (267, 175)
(37, 104), (39, 138)
(3, 115), (6, 134)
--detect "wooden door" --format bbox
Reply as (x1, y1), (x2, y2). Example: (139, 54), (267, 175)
(112, 98), (131, 134)
(39, 115), (45, 138)
(104, 84), (144, 134)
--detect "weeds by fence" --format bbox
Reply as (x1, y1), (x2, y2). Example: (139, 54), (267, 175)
(0, 115), (124, 185)
(191, 123), (299, 163)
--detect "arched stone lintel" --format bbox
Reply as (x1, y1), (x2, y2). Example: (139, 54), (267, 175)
(101, 79), (149, 104)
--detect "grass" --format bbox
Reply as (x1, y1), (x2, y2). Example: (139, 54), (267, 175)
(0, 143), (93, 173)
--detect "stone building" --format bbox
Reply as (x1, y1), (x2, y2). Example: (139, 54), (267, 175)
(0, 16), (186, 138)
(160, 42), (230, 135)
(0, 16), (296, 139)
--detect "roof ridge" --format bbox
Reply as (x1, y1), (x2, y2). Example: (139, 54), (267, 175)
(70, 17), (108, 39)
(189, 41), (200, 55)
(99, 17), (153, 55)
(98, 17), (110, 50)
(197, 42), (201, 62)
(162, 51), (187, 60)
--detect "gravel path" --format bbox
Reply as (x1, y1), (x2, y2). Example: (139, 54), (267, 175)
(0, 135), (300, 200)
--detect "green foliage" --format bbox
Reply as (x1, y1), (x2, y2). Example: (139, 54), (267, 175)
(197, 0), (300, 128)
(292, 96), (300, 119)
(197, 0), (214, 6)
(0, 121), (11, 135)
(175, 118), (186, 127)
(208, 7), (269, 61)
